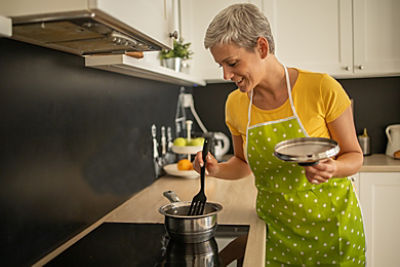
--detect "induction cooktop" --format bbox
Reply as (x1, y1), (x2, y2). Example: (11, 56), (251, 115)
(45, 222), (249, 267)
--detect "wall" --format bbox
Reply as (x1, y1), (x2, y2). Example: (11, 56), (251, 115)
(0, 38), (184, 266)
(193, 77), (400, 155)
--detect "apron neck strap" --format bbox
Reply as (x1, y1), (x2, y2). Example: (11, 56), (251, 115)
(247, 65), (297, 129)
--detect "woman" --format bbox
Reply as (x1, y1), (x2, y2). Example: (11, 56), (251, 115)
(193, 3), (366, 266)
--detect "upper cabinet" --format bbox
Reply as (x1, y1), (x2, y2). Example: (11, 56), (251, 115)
(264, 0), (353, 77)
(92, 0), (178, 49)
(352, 0), (400, 77)
(183, 0), (400, 82)
(180, 0), (262, 82)
(264, 0), (400, 78)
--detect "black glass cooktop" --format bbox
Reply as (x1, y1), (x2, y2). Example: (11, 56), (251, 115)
(45, 223), (249, 267)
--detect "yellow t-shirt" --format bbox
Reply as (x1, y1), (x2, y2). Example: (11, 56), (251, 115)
(225, 69), (351, 144)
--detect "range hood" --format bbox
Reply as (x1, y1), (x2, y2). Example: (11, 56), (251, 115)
(9, 10), (170, 55)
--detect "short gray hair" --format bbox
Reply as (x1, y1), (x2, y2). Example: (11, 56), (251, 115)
(204, 3), (275, 54)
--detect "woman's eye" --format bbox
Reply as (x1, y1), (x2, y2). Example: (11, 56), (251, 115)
(228, 62), (237, 67)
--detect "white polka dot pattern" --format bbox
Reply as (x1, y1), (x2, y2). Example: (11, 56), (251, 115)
(247, 118), (366, 266)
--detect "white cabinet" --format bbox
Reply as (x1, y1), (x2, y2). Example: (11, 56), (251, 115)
(359, 172), (400, 267)
(182, 0), (400, 81)
(263, 0), (400, 78)
(353, 0), (400, 77)
(263, 0), (352, 77)
(180, 0), (262, 82)
(93, 0), (178, 49)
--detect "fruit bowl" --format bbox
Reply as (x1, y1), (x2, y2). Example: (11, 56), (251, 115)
(172, 145), (203, 155)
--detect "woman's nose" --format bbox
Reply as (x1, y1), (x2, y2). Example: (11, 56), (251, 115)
(223, 67), (234, 81)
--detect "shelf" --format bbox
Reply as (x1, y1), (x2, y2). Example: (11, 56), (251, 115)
(85, 54), (206, 87)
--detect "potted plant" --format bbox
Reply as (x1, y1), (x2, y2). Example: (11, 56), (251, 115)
(159, 38), (193, 72)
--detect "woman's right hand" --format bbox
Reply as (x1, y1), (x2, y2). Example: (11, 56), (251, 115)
(193, 150), (220, 176)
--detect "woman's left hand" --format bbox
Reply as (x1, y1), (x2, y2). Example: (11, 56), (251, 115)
(303, 158), (338, 184)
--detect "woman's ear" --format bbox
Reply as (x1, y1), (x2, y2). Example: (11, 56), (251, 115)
(256, 37), (269, 59)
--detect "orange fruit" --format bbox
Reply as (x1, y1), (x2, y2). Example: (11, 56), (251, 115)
(177, 159), (193, 170)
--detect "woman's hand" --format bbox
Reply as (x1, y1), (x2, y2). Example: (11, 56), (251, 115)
(193, 151), (220, 177)
(303, 158), (338, 184)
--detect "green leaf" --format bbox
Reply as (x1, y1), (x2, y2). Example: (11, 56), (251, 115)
(159, 38), (193, 60)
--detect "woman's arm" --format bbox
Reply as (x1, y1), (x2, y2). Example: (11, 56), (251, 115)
(304, 106), (363, 183)
(193, 134), (252, 180)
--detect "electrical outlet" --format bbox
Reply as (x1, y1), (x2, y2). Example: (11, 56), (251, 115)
(181, 93), (194, 108)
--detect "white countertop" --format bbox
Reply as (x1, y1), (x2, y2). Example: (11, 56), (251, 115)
(360, 154), (400, 172)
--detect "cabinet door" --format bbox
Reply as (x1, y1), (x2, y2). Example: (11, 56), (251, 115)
(263, 0), (353, 76)
(353, 0), (400, 76)
(359, 172), (400, 267)
(181, 0), (262, 82)
(96, 0), (178, 49)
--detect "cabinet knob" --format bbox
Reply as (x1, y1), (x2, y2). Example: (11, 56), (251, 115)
(343, 66), (350, 71)
(169, 30), (179, 39)
(357, 65), (364, 70)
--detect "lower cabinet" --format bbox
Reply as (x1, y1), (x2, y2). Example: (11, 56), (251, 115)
(359, 172), (400, 267)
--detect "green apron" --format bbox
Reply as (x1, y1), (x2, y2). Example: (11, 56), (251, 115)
(246, 66), (366, 266)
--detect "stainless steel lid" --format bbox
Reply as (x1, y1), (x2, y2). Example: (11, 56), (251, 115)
(274, 137), (340, 164)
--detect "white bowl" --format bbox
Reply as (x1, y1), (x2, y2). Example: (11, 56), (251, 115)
(171, 145), (203, 155)
(163, 163), (199, 179)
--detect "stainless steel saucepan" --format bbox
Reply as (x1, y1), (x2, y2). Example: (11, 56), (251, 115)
(159, 190), (223, 243)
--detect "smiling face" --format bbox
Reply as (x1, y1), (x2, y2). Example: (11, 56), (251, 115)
(210, 42), (265, 93)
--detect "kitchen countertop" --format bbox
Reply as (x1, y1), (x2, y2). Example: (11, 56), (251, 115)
(35, 174), (266, 267)
(360, 153), (400, 172)
(35, 154), (399, 266)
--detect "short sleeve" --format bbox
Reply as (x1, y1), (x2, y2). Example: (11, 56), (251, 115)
(321, 75), (351, 123)
(225, 92), (241, 136)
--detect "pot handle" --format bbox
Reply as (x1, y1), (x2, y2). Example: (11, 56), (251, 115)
(163, 190), (181, 203)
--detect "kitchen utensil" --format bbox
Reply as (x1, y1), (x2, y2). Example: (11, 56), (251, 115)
(163, 126), (176, 164)
(185, 120), (193, 161)
(163, 163), (199, 179)
(188, 137), (209, 215)
(167, 127), (173, 150)
(159, 190), (223, 243)
(385, 124), (400, 159)
(274, 137), (340, 166)
(161, 126), (167, 157)
(151, 124), (164, 177)
(358, 128), (371, 156)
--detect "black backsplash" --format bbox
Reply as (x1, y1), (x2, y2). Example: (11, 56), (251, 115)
(192, 75), (400, 155)
(0, 38), (186, 266)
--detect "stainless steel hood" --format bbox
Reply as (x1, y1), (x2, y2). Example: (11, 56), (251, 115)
(10, 10), (170, 55)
